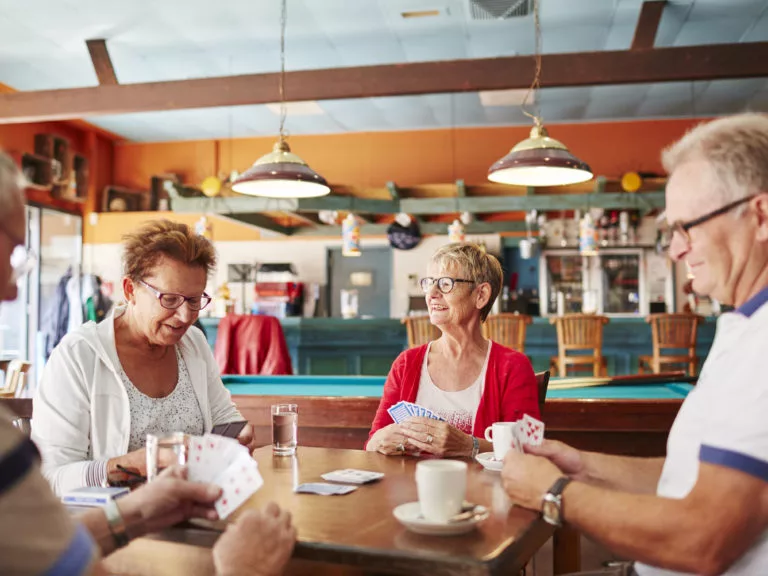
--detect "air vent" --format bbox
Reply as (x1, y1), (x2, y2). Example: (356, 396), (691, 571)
(469, 0), (532, 20)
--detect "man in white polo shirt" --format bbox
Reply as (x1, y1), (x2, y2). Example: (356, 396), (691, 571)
(501, 113), (768, 575)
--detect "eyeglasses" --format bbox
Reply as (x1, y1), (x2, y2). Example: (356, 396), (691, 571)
(661, 195), (755, 250)
(419, 276), (475, 294)
(139, 279), (212, 311)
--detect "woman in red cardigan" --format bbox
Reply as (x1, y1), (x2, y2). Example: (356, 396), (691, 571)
(366, 242), (540, 459)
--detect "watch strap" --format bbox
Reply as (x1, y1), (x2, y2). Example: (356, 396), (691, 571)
(547, 476), (572, 498)
(103, 497), (130, 549)
(471, 436), (480, 459)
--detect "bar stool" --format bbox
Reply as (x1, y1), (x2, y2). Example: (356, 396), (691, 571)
(639, 313), (703, 376)
(401, 316), (440, 348)
(550, 315), (609, 378)
(482, 313), (532, 352)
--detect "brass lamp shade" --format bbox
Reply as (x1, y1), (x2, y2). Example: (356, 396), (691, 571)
(232, 140), (330, 199)
(488, 124), (593, 187)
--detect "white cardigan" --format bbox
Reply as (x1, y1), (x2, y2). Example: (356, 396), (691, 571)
(32, 307), (242, 495)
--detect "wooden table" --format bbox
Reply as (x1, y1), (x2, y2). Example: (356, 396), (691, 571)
(108, 447), (554, 576)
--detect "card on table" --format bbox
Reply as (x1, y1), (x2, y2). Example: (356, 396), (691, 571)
(295, 482), (358, 495)
(321, 469), (385, 484)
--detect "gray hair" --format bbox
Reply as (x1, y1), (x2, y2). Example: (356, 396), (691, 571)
(662, 113), (768, 208)
(0, 152), (25, 221)
(430, 242), (503, 322)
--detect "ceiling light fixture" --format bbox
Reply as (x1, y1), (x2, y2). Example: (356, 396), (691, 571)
(487, 0), (592, 187)
(232, 0), (330, 199)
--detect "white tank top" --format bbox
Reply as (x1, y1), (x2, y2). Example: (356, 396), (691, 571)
(414, 341), (492, 434)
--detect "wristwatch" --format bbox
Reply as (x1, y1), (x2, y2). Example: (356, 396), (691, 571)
(470, 436), (480, 459)
(542, 476), (572, 526)
(103, 497), (130, 548)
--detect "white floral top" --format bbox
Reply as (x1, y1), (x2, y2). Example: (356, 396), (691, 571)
(120, 347), (205, 452)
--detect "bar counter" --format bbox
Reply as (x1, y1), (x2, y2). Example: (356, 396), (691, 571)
(199, 316), (716, 376)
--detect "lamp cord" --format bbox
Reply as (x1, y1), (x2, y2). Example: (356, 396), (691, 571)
(279, 0), (287, 141)
(521, 0), (542, 125)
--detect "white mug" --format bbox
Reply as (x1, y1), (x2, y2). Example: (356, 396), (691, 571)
(484, 422), (518, 461)
(415, 460), (467, 523)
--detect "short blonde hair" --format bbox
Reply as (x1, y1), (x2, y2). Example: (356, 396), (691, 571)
(662, 113), (768, 206)
(122, 219), (216, 281)
(431, 242), (503, 322)
(0, 152), (25, 221)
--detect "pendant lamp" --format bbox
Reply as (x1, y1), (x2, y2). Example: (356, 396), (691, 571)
(488, 0), (592, 188)
(232, 0), (329, 199)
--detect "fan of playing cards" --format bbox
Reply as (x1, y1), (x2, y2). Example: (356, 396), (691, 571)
(188, 434), (264, 519)
(388, 401), (446, 424)
(510, 414), (545, 452)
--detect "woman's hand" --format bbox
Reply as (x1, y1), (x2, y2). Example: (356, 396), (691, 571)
(367, 423), (417, 456)
(400, 417), (474, 458)
(106, 447), (176, 480)
(237, 423), (257, 452)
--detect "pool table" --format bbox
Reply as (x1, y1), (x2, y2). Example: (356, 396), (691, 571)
(225, 374), (694, 456)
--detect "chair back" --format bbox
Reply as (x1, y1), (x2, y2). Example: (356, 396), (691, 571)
(648, 313), (701, 353)
(551, 315), (609, 353)
(483, 313), (532, 352)
(401, 316), (440, 348)
(535, 370), (550, 416)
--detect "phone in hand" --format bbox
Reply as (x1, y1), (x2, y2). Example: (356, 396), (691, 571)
(211, 420), (248, 439)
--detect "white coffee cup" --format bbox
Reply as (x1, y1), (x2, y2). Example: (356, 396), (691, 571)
(484, 422), (518, 461)
(415, 460), (467, 523)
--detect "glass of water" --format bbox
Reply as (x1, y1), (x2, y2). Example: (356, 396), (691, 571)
(146, 432), (189, 482)
(271, 404), (298, 456)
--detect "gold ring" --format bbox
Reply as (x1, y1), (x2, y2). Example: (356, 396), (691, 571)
(396, 442), (405, 452)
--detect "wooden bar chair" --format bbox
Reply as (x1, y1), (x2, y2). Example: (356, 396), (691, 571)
(401, 316), (440, 348)
(639, 313), (703, 376)
(550, 315), (610, 378)
(482, 313), (532, 352)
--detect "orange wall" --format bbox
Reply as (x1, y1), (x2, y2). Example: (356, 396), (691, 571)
(113, 117), (708, 190)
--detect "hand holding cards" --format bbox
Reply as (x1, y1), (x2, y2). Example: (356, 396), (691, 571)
(484, 414), (545, 461)
(188, 433), (264, 518)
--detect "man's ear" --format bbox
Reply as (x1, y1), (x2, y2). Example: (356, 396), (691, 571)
(122, 277), (136, 305)
(754, 193), (768, 242)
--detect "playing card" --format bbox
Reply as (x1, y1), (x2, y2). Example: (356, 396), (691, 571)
(387, 401), (411, 424)
(188, 434), (245, 483)
(295, 482), (358, 495)
(522, 414), (545, 447)
(321, 469), (385, 484)
(211, 451), (264, 519)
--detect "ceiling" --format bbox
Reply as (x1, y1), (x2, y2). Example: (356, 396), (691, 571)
(1, 0), (768, 142)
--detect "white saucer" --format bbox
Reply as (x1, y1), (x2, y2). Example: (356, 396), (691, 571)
(393, 502), (489, 536)
(475, 452), (503, 472)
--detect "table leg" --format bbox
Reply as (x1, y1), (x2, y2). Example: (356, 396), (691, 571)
(553, 523), (581, 575)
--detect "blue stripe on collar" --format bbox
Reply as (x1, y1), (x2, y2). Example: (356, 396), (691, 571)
(736, 286), (768, 318)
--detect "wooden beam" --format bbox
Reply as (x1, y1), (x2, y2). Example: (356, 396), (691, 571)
(2, 42), (768, 123)
(171, 191), (665, 217)
(631, 1), (666, 51)
(223, 213), (293, 236)
(86, 39), (118, 86)
(290, 220), (529, 237)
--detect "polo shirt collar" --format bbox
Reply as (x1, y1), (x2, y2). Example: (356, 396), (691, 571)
(736, 285), (768, 318)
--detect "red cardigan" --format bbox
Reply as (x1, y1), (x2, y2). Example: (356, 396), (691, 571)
(366, 342), (540, 447)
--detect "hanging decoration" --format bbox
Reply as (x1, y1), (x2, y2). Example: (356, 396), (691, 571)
(231, 0), (330, 199)
(342, 213), (361, 257)
(448, 219), (465, 243)
(487, 0), (592, 187)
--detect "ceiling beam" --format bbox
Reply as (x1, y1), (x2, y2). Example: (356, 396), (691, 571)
(223, 213), (293, 236)
(291, 220), (529, 237)
(2, 42), (768, 123)
(171, 190), (665, 216)
(85, 39), (118, 86)
(631, 1), (666, 51)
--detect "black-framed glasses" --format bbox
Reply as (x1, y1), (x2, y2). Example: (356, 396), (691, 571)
(661, 195), (756, 250)
(419, 276), (475, 294)
(139, 280), (212, 311)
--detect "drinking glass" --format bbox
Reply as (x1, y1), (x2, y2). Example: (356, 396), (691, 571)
(146, 432), (189, 482)
(271, 404), (298, 456)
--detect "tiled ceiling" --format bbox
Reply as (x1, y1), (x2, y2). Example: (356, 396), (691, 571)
(1, 0), (767, 142)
